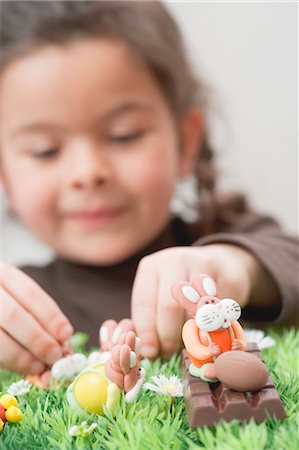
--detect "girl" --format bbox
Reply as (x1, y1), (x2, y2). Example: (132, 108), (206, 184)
(0, 1), (297, 375)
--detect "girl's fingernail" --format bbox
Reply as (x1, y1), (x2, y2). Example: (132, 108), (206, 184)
(112, 326), (123, 344)
(59, 324), (73, 341)
(99, 326), (108, 342)
(141, 345), (157, 359)
(134, 336), (141, 355)
(30, 361), (46, 374)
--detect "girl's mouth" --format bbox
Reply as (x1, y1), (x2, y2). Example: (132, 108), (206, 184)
(68, 208), (126, 228)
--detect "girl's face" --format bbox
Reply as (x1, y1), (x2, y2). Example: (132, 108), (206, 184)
(0, 39), (200, 264)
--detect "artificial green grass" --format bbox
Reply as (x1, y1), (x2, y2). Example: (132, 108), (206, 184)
(0, 328), (298, 450)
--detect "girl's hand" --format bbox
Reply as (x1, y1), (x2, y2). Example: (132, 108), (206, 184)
(0, 263), (73, 374)
(132, 244), (259, 359)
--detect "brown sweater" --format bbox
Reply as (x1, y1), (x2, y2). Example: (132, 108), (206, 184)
(21, 215), (298, 347)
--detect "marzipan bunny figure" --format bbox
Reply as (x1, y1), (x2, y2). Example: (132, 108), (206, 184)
(67, 330), (145, 415)
(171, 274), (247, 382)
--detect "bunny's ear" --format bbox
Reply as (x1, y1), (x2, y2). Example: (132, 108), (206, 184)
(191, 274), (220, 298)
(171, 281), (199, 316)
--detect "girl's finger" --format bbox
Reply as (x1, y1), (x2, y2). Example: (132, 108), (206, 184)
(99, 319), (117, 351)
(131, 262), (159, 359)
(0, 328), (46, 374)
(1, 263), (73, 342)
(216, 269), (250, 306)
(99, 319), (134, 350)
(156, 271), (186, 358)
(1, 288), (63, 366)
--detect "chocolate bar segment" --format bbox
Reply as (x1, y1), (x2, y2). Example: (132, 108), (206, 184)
(181, 344), (286, 427)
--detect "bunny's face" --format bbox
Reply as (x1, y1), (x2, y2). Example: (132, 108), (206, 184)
(171, 274), (242, 332)
(195, 298), (241, 332)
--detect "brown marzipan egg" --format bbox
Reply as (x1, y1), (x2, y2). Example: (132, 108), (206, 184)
(215, 351), (269, 392)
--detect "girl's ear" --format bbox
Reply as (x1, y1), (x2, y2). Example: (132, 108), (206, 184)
(171, 281), (200, 316)
(178, 107), (204, 177)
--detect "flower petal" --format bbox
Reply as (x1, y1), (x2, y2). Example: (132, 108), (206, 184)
(243, 329), (265, 343)
(259, 336), (276, 349)
(143, 383), (161, 393)
(7, 379), (32, 396)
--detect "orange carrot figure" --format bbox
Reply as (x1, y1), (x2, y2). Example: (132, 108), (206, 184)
(171, 274), (247, 382)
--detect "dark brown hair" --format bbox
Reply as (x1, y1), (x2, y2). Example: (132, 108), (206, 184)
(0, 0), (248, 234)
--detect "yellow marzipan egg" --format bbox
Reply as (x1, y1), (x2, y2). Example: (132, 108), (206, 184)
(5, 406), (23, 423)
(0, 394), (18, 409)
(0, 418), (4, 431)
(74, 372), (108, 415)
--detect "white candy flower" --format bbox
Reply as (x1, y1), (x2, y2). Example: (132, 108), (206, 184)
(143, 374), (184, 397)
(51, 353), (88, 380)
(244, 329), (276, 349)
(87, 351), (111, 365)
(69, 421), (98, 437)
(7, 379), (32, 396)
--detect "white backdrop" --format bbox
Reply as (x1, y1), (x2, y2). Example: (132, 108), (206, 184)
(1, 1), (298, 266)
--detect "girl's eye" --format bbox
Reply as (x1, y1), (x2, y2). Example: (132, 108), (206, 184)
(109, 130), (144, 143)
(32, 148), (59, 159)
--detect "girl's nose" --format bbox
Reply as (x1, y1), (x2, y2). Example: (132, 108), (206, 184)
(65, 140), (112, 189)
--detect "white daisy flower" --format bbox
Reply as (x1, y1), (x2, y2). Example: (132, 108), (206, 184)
(143, 374), (184, 397)
(69, 421), (97, 437)
(7, 379), (32, 396)
(87, 351), (111, 365)
(244, 329), (276, 349)
(51, 353), (88, 380)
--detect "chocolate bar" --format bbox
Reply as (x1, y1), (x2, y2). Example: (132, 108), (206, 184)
(181, 343), (286, 427)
